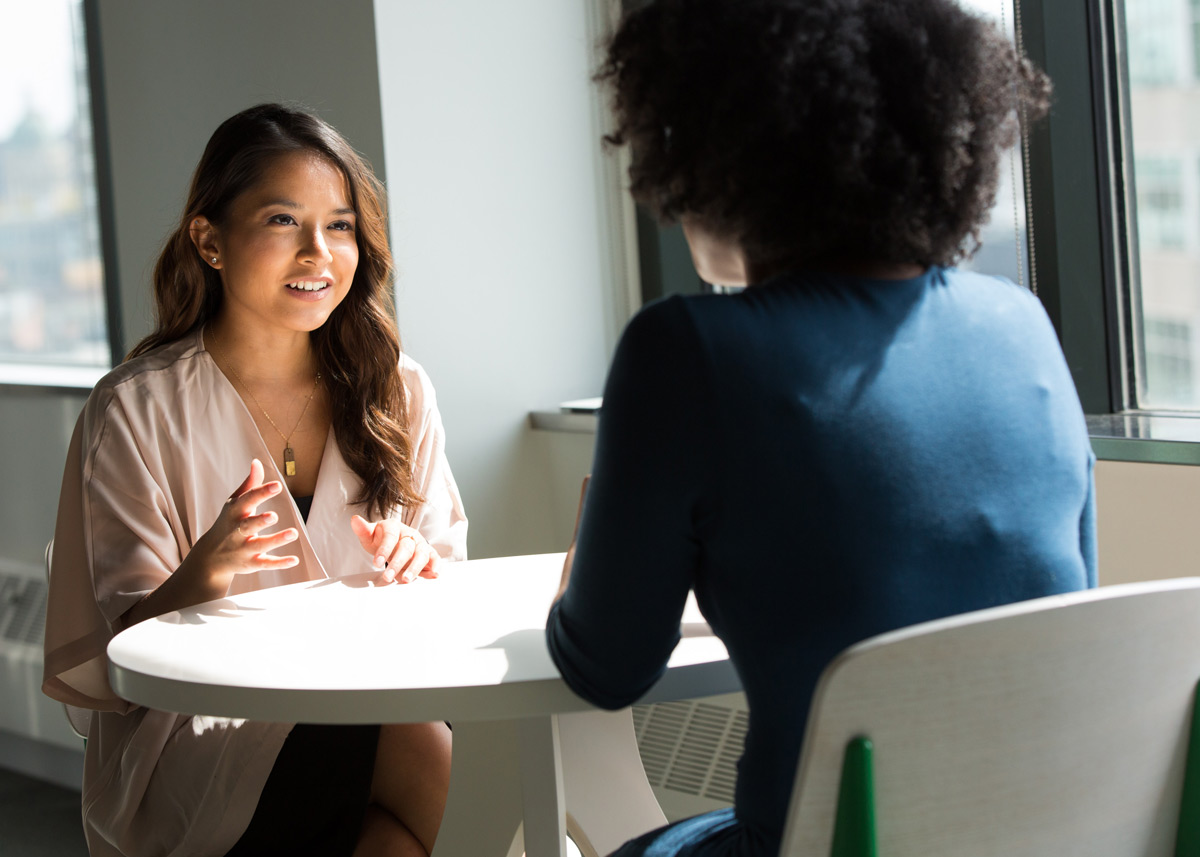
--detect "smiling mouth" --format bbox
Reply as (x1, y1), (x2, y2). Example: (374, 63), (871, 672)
(287, 280), (329, 291)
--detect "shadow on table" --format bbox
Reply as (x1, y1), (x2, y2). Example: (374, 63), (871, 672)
(479, 621), (715, 683)
(165, 599), (266, 624)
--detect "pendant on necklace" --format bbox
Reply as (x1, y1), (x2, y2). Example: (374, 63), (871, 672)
(284, 446), (296, 477)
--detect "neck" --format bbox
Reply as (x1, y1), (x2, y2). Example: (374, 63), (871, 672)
(205, 317), (318, 384)
(813, 259), (927, 280)
(749, 253), (927, 284)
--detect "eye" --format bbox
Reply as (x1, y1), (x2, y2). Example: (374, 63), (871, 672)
(268, 213), (297, 226)
(329, 220), (355, 232)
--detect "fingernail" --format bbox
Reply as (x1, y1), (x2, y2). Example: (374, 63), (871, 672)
(403, 570), (416, 583)
(374, 556), (385, 570)
(267, 512), (277, 523)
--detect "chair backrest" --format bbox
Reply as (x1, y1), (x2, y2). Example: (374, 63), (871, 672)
(779, 578), (1200, 857)
(44, 539), (91, 741)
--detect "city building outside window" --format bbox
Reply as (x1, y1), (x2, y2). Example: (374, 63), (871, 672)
(1125, 0), (1200, 409)
(1143, 317), (1195, 405)
(0, 0), (111, 386)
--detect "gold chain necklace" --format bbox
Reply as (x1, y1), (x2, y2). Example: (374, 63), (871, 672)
(209, 338), (321, 477)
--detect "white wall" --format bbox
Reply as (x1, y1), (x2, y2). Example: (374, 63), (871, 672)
(373, 1), (619, 558)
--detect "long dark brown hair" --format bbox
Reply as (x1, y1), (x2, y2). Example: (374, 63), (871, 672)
(129, 103), (421, 518)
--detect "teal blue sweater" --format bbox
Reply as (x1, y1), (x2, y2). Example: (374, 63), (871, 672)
(547, 267), (1096, 857)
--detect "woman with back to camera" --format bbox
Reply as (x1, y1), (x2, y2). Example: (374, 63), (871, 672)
(546, 1), (1095, 855)
(43, 104), (466, 857)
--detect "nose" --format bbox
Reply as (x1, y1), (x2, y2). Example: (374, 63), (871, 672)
(298, 226), (333, 265)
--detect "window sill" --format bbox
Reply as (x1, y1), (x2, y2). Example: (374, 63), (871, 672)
(532, 409), (1200, 467)
(529, 411), (599, 434)
(0, 362), (107, 394)
(1086, 413), (1200, 465)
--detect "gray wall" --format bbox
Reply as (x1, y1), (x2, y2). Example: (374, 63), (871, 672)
(94, 0), (387, 348)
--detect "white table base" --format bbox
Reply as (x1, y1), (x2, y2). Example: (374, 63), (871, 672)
(435, 708), (666, 857)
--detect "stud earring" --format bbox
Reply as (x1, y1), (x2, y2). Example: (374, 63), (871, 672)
(211, 257), (218, 264)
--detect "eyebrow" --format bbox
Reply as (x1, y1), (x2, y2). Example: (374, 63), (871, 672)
(256, 198), (356, 216)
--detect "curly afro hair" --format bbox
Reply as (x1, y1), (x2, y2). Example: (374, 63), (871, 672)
(598, 0), (1052, 270)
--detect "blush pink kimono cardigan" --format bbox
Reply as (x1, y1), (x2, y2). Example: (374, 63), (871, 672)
(42, 330), (468, 857)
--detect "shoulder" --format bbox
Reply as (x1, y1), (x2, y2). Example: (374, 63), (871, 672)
(604, 295), (720, 414)
(936, 267), (1061, 341)
(83, 332), (210, 425)
(625, 293), (713, 335)
(939, 266), (1046, 311)
(616, 293), (720, 361)
(397, 352), (441, 423)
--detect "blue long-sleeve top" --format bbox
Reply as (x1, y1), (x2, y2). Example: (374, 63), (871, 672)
(546, 266), (1096, 857)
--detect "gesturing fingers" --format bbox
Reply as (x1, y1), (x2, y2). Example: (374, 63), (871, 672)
(351, 515), (439, 585)
(418, 550), (441, 580)
(242, 526), (301, 568)
(229, 458), (265, 502)
(373, 521), (405, 573)
(237, 509), (279, 540)
(220, 463), (295, 572)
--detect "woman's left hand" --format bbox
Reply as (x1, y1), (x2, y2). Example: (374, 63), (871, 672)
(350, 515), (441, 584)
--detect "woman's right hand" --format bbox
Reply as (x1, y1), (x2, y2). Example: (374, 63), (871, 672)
(124, 459), (299, 626)
(189, 458), (300, 583)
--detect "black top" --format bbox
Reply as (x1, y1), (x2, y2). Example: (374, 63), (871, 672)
(294, 495), (313, 523)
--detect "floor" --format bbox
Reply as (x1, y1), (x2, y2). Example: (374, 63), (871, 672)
(0, 766), (88, 856)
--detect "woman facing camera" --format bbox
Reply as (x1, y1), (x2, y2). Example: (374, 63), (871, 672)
(547, 2), (1094, 855)
(43, 104), (466, 857)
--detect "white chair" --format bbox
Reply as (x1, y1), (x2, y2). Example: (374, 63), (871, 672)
(779, 578), (1200, 857)
(44, 539), (91, 740)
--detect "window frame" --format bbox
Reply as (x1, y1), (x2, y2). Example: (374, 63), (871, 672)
(1019, 0), (1130, 415)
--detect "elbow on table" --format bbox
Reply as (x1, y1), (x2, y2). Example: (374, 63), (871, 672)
(545, 602), (672, 710)
(558, 665), (664, 712)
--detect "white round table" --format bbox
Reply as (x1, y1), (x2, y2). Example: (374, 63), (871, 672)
(108, 553), (739, 857)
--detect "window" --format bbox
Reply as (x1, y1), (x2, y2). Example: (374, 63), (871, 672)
(0, 0), (114, 387)
(1127, 0), (1184, 85)
(956, 0), (1032, 290)
(1133, 157), (1186, 251)
(1143, 317), (1194, 405)
(1124, 0), (1200, 409)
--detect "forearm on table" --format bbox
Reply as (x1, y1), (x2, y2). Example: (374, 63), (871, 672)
(122, 555), (230, 627)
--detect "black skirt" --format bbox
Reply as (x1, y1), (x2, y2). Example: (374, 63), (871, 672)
(224, 723), (381, 857)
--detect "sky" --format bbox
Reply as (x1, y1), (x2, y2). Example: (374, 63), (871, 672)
(0, 0), (76, 141)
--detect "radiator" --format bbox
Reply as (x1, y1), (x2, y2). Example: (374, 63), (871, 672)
(0, 559), (82, 753)
(631, 692), (748, 820)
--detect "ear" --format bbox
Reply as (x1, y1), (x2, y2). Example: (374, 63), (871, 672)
(188, 216), (222, 269)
